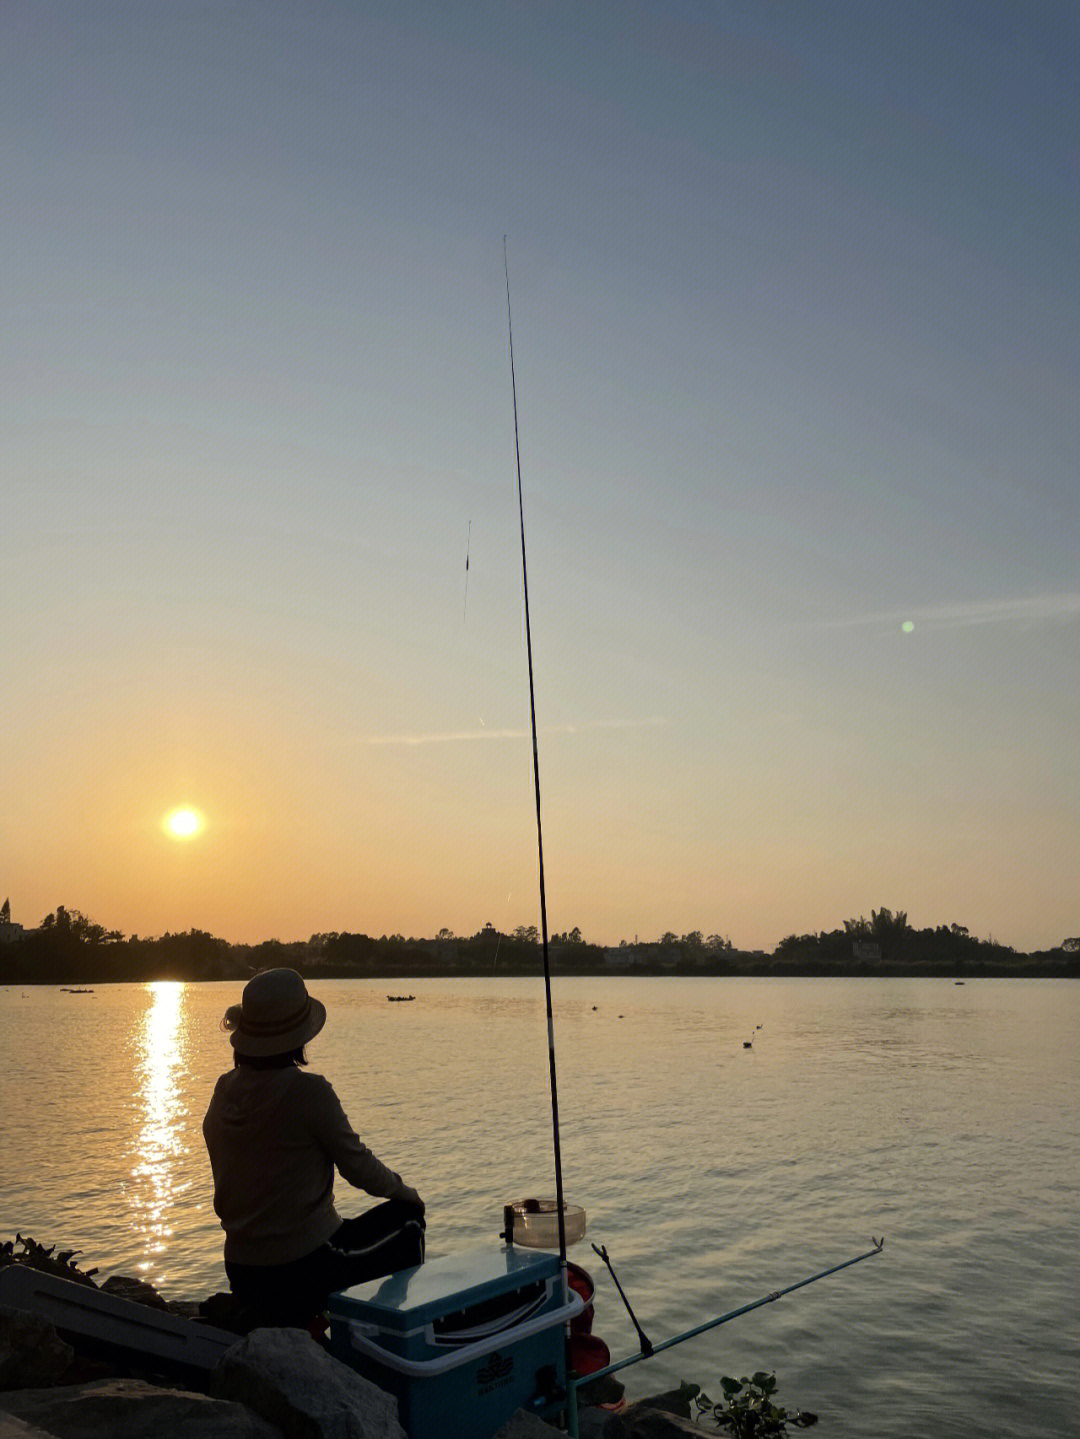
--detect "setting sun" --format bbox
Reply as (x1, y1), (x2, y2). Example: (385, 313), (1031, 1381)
(164, 808), (203, 840)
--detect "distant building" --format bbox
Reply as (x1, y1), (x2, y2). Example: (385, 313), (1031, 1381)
(0, 898), (26, 944)
(602, 947), (638, 969)
(852, 940), (881, 962)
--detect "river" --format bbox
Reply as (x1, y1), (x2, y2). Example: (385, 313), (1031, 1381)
(0, 976), (1075, 1437)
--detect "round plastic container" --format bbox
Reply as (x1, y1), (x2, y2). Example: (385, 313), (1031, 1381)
(507, 1197), (587, 1248)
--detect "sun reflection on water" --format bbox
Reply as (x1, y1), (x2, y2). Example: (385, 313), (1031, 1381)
(129, 982), (190, 1282)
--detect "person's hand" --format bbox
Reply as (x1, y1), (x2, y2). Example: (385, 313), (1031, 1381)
(396, 1184), (424, 1213)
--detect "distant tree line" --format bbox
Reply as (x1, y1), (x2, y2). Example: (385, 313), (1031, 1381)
(0, 903), (1077, 984)
(0, 906), (234, 985)
(771, 907), (1079, 976)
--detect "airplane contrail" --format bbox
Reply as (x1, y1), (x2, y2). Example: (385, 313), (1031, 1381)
(359, 716), (668, 746)
(811, 593), (1080, 632)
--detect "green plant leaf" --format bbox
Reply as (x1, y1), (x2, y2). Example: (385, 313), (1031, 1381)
(690, 1369), (813, 1435)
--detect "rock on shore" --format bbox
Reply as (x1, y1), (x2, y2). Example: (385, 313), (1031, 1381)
(0, 1307), (73, 1391)
(0, 1377), (285, 1439)
(211, 1328), (406, 1439)
(0, 1301), (407, 1439)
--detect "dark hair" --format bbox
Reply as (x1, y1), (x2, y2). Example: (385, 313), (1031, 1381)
(234, 1046), (308, 1070)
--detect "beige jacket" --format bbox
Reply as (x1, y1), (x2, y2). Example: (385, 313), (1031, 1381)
(203, 1066), (408, 1265)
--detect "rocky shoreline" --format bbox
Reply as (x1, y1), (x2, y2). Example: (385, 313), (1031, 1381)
(0, 1239), (703, 1439)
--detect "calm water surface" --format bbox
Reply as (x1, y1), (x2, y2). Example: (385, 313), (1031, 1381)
(0, 977), (1075, 1438)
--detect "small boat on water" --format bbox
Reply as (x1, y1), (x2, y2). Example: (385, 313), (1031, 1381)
(387, 994), (415, 1002)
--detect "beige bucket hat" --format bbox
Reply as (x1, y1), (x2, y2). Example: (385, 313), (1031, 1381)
(223, 967), (327, 1056)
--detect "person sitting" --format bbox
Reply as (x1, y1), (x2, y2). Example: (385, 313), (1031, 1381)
(203, 967), (425, 1329)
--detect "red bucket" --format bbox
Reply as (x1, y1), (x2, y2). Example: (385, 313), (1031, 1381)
(566, 1261), (594, 1335)
(569, 1332), (611, 1378)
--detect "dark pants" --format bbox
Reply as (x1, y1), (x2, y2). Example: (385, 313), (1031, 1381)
(224, 1199), (426, 1328)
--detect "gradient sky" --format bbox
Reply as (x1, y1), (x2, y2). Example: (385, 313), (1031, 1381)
(3, 1), (1077, 950)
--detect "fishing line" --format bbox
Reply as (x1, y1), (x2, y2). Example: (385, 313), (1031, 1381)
(503, 237), (569, 1278)
(463, 519), (471, 621)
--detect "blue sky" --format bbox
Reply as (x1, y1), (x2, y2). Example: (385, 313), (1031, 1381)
(3, 1), (1077, 948)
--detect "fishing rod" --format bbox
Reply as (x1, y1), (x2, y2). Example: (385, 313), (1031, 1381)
(500, 249), (885, 1439)
(582, 1238), (885, 1383)
(503, 238), (569, 1281)
(565, 1239), (885, 1435)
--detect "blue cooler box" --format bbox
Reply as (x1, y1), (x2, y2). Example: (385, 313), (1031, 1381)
(327, 1245), (583, 1439)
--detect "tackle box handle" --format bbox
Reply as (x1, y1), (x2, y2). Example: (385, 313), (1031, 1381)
(345, 1291), (584, 1378)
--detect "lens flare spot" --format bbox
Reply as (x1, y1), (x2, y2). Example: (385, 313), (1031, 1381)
(164, 808), (202, 840)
